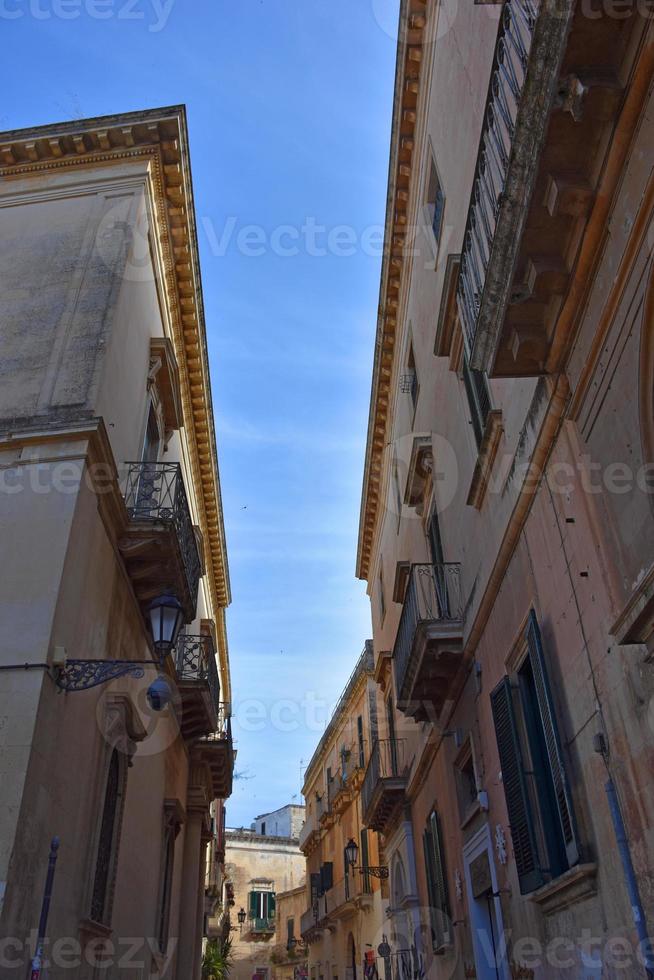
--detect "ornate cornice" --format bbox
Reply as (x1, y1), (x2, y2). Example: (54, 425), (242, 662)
(356, 1), (427, 581)
(0, 105), (232, 699)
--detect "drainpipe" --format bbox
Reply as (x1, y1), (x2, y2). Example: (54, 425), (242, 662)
(605, 777), (654, 978)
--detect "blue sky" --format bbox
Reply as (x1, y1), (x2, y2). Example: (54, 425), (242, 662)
(1, 0), (399, 826)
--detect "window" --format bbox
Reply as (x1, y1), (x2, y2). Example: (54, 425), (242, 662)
(261, 821), (266, 835)
(249, 889), (276, 923)
(357, 715), (365, 770)
(378, 566), (386, 623)
(462, 350), (491, 449)
(491, 610), (579, 895)
(423, 810), (451, 950)
(287, 917), (295, 945)
(405, 342), (419, 412)
(454, 739), (479, 823)
(90, 749), (126, 925)
(319, 862), (333, 893)
(142, 401), (161, 463)
(393, 457), (403, 531)
(427, 158), (445, 252)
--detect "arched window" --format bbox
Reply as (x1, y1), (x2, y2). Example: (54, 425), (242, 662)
(90, 749), (126, 924)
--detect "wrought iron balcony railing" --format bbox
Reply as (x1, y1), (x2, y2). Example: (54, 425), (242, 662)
(457, 0), (538, 361)
(392, 563), (462, 704)
(361, 738), (407, 830)
(123, 461), (202, 614)
(175, 634), (220, 714)
(248, 917), (276, 933)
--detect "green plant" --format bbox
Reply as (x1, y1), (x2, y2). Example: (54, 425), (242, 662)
(202, 936), (233, 980)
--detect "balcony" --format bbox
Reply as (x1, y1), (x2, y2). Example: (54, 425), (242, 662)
(300, 906), (320, 941)
(175, 634), (220, 739)
(326, 876), (373, 921)
(317, 790), (334, 830)
(361, 739), (408, 834)
(245, 917), (276, 938)
(119, 462), (202, 621)
(393, 564), (464, 723)
(298, 815), (320, 856)
(194, 704), (234, 800)
(457, 0), (638, 376)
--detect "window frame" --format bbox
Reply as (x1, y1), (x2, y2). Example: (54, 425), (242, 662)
(491, 610), (580, 894)
(422, 809), (452, 952)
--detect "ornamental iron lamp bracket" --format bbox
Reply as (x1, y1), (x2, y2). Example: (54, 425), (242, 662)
(54, 594), (185, 694)
(56, 659), (151, 692)
(359, 865), (389, 880)
(344, 837), (389, 880)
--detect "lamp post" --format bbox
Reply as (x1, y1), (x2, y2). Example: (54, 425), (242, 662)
(55, 594), (185, 711)
(344, 837), (389, 879)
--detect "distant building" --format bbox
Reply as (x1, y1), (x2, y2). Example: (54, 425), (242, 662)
(252, 805), (306, 840)
(270, 884), (309, 980)
(226, 808), (306, 980)
(299, 644), (387, 980)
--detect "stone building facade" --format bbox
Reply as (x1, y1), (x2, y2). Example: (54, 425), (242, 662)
(253, 806), (306, 841)
(270, 884), (309, 980)
(226, 812), (306, 980)
(299, 645), (388, 980)
(0, 107), (234, 979)
(357, 2), (654, 979)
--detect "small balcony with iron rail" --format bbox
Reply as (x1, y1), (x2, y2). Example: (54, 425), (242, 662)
(326, 874), (373, 921)
(457, 0), (636, 377)
(119, 462), (202, 622)
(298, 811), (320, 856)
(361, 738), (408, 835)
(194, 703), (234, 800)
(175, 633), (221, 739)
(392, 563), (464, 724)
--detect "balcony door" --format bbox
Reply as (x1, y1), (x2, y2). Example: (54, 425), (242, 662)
(386, 697), (399, 776)
(135, 402), (163, 515)
(427, 507), (449, 617)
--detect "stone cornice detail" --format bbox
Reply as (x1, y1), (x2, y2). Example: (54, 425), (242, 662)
(0, 105), (232, 698)
(356, 1), (427, 581)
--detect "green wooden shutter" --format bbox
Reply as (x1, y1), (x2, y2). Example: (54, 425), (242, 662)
(430, 812), (451, 948)
(320, 862), (333, 893)
(249, 890), (258, 918)
(491, 677), (544, 894)
(268, 892), (276, 920)
(423, 813), (451, 950)
(360, 829), (371, 894)
(526, 610), (579, 868)
(357, 715), (365, 769)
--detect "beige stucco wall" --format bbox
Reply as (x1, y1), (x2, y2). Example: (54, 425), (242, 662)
(226, 832), (306, 980)
(361, 3), (654, 978)
(0, 120), (229, 980)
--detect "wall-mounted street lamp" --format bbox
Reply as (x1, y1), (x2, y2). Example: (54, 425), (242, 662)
(54, 594), (185, 711)
(237, 907), (247, 933)
(345, 838), (389, 880)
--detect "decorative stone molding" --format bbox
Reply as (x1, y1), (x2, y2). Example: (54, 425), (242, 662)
(148, 336), (182, 442)
(466, 410), (504, 510)
(102, 693), (147, 762)
(404, 435), (433, 511)
(529, 863), (598, 916)
(356, 0), (428, 581)
(434, 254), (461, 358)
